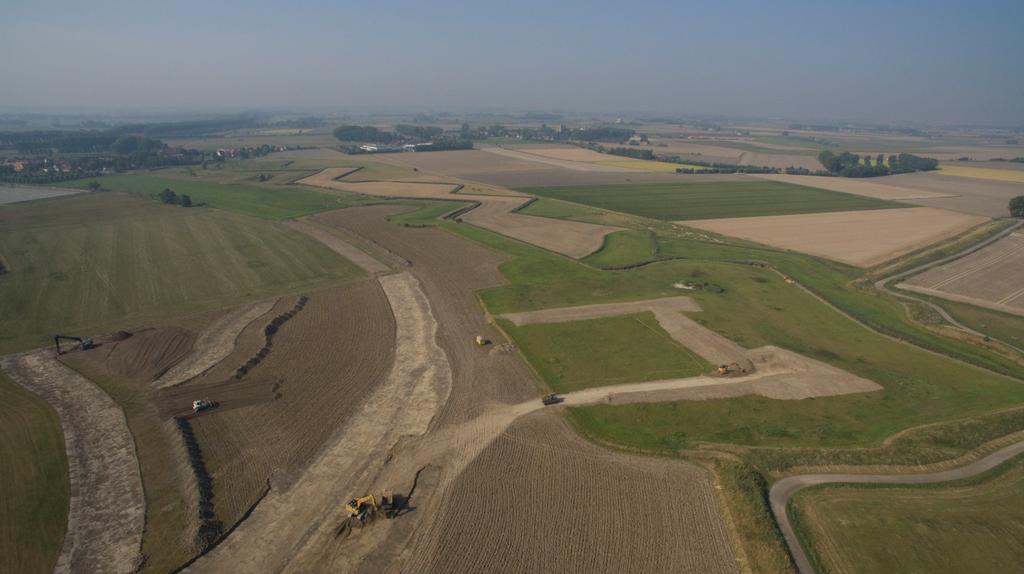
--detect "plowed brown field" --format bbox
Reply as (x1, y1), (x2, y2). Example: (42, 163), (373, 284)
(900, 231), (1024, 316)
(186, 279), (395, 528)
(401, 411), (739, 573)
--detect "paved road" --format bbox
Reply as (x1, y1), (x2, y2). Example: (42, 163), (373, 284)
(770, 440), (1024, 574)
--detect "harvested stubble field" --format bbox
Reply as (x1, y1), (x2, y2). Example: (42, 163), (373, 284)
(880, 172), (1024, 218)
(900, 231), (1024, 315)
(938, 164), (1024, 183)
(0, 184), (84, 205)
(752, 173), (954, 200)
(648, 139), (823, 170)
(685, 207), (986, 267)
(523, 179), (903, 221)
(186, 279), (396, 530)
(299, 169), (619, 258)
(0, 193), (363, 355)
(401, 411), (739, 574)
(791, 456), (1024, 574)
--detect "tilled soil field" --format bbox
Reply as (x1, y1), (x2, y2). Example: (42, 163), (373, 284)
(900, 231), (1024, 315)
(185, 278), (396, 530)
(400, 411), (740, 573)
(885, 172), (1024, 218)
(155, 300), (277, 388)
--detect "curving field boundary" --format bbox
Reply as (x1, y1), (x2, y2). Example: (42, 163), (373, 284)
(1, 350), (145, 574)
(297, 167), (620, 258)
(770, 441), (1024, 574)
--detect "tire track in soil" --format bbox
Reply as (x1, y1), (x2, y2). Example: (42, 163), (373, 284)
(1, 350), (145, 574)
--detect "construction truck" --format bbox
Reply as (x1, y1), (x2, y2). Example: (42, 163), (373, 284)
(542, 393), (562, 406)
(717, 363), (743, 376)
(53, 335), (95, 355)
(192, 399), (217, 414)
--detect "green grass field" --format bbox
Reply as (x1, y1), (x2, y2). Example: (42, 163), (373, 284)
(582, 229), (654, 268)
(0, 193), (363, 354)
(424, 219), (1024, 457)
(64, 174), (375, 219)
(516, 198), (604, 220)
(500, 312), (712, 392)
(791, 456), (1024, 574)
(520, 180), (904, 221)
(0, 374), (68, 574)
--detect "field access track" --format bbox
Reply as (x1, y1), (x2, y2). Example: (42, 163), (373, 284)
(501, 296), (881, 401)
(0, 350), (144, 574)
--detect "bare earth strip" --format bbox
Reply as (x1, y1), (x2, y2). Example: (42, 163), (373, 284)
(282, 219), (390, 274)
(297, 169), (620, 258)
(771, 441), (1024, 574)
(751, 173), (954, 200)
(501, 297), (880, 400)
(899, 231), (1024, 316)
(480, 145), (636, 172)
(189, 272), (452, 573)
(0, 184), (84, 205)
(154, 300), (278, 388)
(1, 350), (144, 574)
(684, 207), (986, 267)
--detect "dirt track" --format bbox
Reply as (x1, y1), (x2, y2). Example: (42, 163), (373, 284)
(155, 300), (277, 388)
(501, 296), (881, 400)
(1, 350), (145, 574)
(771, 441), (1024, 574)
(299, 168), (619, 258)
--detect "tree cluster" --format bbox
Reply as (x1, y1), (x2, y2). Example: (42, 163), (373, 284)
(157, 188), (193, 207)
(817, 151), (938, 177)
(1010, 196), (1024, 218)
(607, 147), (656, 160)
(394, 124), (444, 140)
(332, 125), (394, 143)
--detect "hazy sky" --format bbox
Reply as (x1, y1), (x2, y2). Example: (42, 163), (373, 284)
(2, 0), (1022, 124)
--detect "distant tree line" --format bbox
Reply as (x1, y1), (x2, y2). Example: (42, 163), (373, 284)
(606, 147), (656, 160)
(333, 125), (394, 143)
(394, 124), (444, 140)
(817, 151), (938, 177)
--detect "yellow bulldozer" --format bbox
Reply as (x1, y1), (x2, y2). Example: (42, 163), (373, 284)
(345, 495), (381, 520)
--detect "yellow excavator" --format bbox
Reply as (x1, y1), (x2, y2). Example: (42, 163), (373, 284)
(344, 495), (381, 520)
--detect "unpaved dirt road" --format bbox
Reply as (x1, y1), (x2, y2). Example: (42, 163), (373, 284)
(298, 168), (619, 258)
(1, 350), (145, 574)
(771, 441), (1024, 574)
(155, 300), (277, 388)
(501, 296), (881, 399)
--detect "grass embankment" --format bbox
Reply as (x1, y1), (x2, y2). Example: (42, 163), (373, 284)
(0, 374), (68, 574)
(499, 312), (712, 392)
(521, 180), (905, 221)
(582, 229), (655, 268)
(516, 197), (604, 220)
(0, 193), (363, 354)
(63, 174), (375, 219)
(791, 455), (1024, 574)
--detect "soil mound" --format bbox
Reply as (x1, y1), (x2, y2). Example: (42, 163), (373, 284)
(108, 327), (194, 381)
